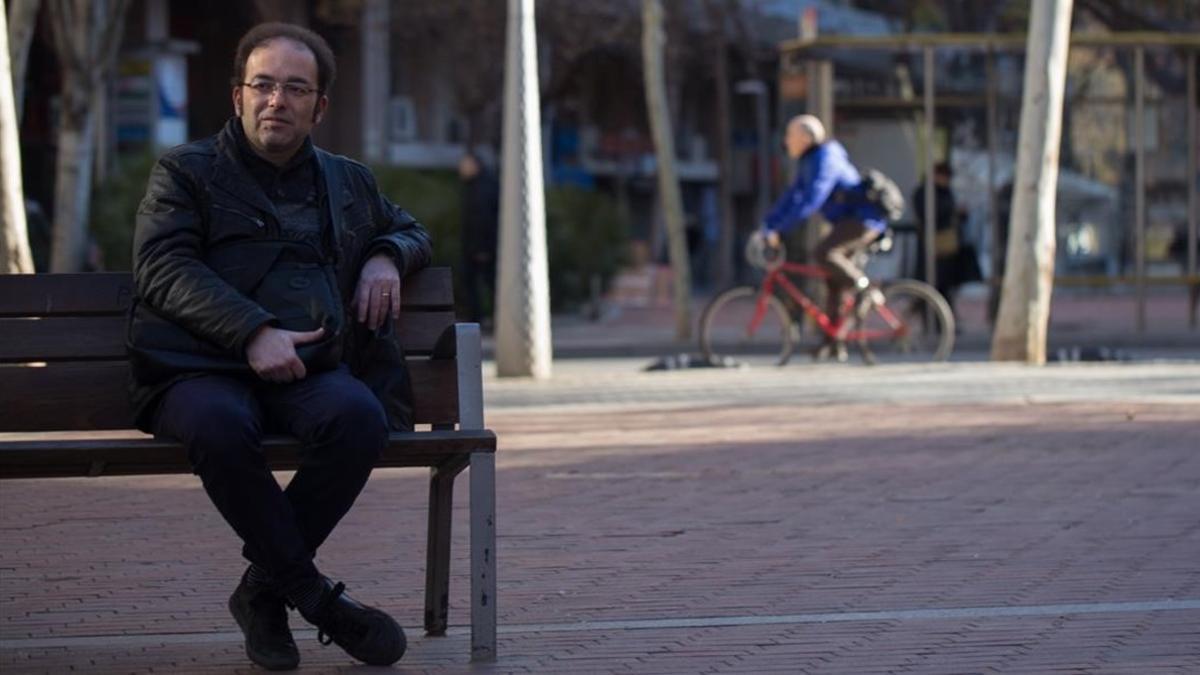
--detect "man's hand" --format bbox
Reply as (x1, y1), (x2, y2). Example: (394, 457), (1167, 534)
(246, 325), (325, 383)
(763, 229), (781, 249)
(354, 253), (401, 330)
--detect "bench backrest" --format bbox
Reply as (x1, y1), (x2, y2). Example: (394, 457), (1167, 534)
(0, 269), (461, 432)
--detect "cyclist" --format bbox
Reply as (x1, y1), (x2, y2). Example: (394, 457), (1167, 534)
(757, 114), (887, 361)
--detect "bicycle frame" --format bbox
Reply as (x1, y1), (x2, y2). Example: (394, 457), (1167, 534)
(750, 261), (908, 342)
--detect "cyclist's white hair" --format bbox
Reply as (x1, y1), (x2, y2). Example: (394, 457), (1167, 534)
(789, 114), (826, 145)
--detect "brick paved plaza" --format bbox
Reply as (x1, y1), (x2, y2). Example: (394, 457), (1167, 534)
(2, 361), (1198, 673)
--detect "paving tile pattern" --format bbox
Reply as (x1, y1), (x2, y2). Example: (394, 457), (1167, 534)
(3, 369), (1199, 672)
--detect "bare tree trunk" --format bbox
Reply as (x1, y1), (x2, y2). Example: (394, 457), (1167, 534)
(50, 102), (93, 271)
(46, 0), (129, 272)
(495, 0), (552, 379)
(991, 0), (1073, 363)
(642, 0), (692, 342)
(7, 0), (40, 121)
(360, 0), (389, 164)
(0, 0), (33, 273)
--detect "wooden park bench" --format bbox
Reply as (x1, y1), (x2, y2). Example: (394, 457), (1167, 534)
(0, 268), (498, 662)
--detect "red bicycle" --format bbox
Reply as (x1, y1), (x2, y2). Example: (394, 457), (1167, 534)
(698, 234), (955, 366)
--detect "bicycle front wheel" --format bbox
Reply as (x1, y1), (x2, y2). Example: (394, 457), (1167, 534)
(855, 279), (955, 363)
(699, 285), (794, 367)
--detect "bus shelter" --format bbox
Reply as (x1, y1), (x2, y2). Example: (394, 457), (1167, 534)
(779, 32), (1200, 331)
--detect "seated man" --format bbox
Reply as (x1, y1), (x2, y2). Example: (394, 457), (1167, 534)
(127, 23), (430, 670)
(759, 114), (887, 361)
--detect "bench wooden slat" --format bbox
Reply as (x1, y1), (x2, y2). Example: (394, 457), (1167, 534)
(0, 273), (133, 316)
(0, 358), (460, 431)
(0, 311), (456, 362)
(0, 268), (454, 316)
(0, 271), (496, 660)
(0, 429), (496, 479)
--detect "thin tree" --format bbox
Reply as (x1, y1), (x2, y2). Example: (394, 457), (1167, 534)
(642, 0), (692, 341)
(7, 0), (40, 120)
(45, 0), (129, 272)
(1, 0), (33, 272)
(991, 0), (1074, 363)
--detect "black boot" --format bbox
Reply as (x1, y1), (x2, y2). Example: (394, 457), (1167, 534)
(295, 578), (406, 666)
(229, 573), (301, 671)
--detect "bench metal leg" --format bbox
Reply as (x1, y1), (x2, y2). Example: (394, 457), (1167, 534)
(447, 322), (497, 661)
(423, 462), (459, 636)
(469, 450), (496, 662)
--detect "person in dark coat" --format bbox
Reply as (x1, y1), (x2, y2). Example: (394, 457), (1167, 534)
(913, 162), (978, 321)
(127, 23), (430, 670)
(458, 151), (499, 328)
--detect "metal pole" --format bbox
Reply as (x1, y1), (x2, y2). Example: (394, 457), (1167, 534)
(986, 47), (1000, 324)
(755, 90), (770, 222)
(711, 22), (734, 290)
(1188, 50), (1197, 329)
(923, 45), (936, 292)
(1135, 46), (1146, 333)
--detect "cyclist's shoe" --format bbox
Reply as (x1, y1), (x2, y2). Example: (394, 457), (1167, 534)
(811, 340), (848, 363)
(854, 287), (886, 319)
(297, 578), (406, 666)
(229, 573), (300, 671)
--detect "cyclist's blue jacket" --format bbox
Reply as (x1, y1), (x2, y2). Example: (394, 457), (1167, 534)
(763, 140), (887, 234)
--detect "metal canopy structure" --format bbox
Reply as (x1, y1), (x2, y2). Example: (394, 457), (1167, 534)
(780, 32), (1200, 331)
(780, 32), (1200, 52)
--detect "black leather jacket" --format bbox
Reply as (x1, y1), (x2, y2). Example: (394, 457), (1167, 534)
(128, 120), (432, 430)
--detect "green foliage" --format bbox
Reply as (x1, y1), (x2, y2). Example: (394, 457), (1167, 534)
(87, 158), (627, 313)
(374, 166), (629, 313)
(544, 185), (628, 311)
(370, 166), (462, 268)
(90, 152), (158, 271)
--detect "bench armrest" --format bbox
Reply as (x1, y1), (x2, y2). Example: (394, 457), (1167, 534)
(431, 322), (472, 360)
(431, 323), (484, 429)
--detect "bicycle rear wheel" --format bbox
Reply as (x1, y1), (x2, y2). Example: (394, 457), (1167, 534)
(855, 279), (955, 363)
(699, 286), (794, 367)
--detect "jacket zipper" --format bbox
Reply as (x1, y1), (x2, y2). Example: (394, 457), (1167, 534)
(211, 203), (267, 230)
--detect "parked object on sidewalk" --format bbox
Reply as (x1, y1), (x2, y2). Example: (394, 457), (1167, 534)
(1049, 346), (1133, 362)
(643, 352), (741, 371)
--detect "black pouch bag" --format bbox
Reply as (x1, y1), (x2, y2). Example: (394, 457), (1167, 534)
(128, 149), (348, 384)
(127, 239), (345, 383)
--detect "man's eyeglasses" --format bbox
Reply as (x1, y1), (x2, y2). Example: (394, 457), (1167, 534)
(241, 80), (319, 99)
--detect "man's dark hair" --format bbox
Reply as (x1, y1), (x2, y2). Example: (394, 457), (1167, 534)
(232, 22), (336, 93)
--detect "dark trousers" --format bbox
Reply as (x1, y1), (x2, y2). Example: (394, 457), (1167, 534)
(813, 219), (880, 324)
(461, 255), (496, 325)
(153, 365), (388, 593)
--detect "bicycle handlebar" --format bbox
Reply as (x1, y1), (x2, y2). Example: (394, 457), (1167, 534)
(745, 231), (786, 271)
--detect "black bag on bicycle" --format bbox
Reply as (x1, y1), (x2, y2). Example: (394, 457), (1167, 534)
(858, 168), (905, 223)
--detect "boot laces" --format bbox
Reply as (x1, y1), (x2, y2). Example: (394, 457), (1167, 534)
(314, 582), (373, 648)
(315, 581), (347, 646)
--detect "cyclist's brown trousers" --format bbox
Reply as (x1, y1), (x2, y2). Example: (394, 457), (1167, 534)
(814, 219), (880, 328)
